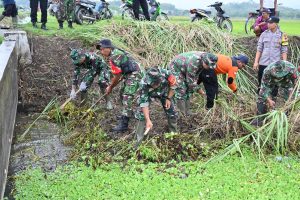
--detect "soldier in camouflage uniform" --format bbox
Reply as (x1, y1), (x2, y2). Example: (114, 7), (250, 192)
(97, 39), (144, 132)
(135, 66), (177, 143)
(69, 48), (113, 109)
(167, 51), (218, 116)
(55, 0), (75, 29)
(252, 60), (299, 126)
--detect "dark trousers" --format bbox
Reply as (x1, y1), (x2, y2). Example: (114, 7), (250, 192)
(258, 65), (278, 97)
(2, 4), (18, 17)
(198, 69), (219, 109)
(30, 0), (48, 23)
(132, 0), (150, 20)
(269, 8), (276, 16)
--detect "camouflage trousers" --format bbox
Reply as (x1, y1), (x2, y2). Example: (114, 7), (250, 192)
(174, 76), (201, 101)
(168, 62), (200, 101)
(257, 86), (291, 115)
(119, 71), (143, 117)
(135, 97), (177, 121)
(56, 0), (75, 22)
(81, 71), (110, 91)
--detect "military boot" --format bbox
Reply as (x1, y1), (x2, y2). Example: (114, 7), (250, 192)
(177, 99), (187, 116)
(68, 21), (73, 28)
(32, 22), (38, 28)
(12, 16), (18, 28)
(135, 120), (146, 146)
(251, 102), (268, 126)
(112, 116), (129, 132)
(167, 117), (177, 132)
(58, 21), (63, 29)
(41, 23), (48, 30)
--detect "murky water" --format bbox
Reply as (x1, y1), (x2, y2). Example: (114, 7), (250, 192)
(4, 114), (71, 198)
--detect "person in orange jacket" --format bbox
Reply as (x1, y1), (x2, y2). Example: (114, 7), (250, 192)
(197, 54), (249, 109)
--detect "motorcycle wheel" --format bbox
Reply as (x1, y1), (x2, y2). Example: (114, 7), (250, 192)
(219, 18), (233, 32)
(155, 13), (169, 21)
(122, 8), (134, 20)
(101, 8), (113, 19)
(245, 16), (256, 34)
(75, 8), (93, 25)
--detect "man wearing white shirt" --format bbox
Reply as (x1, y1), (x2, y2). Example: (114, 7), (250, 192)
(260, 0), (277, 16)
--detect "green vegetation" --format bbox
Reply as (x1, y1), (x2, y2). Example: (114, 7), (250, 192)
(14, 150), (300, 200)
(10, 13), (300, 199)
(231, 18), (300, 36)
(20, 15), (300, 40)
(0, 36), (3, 44)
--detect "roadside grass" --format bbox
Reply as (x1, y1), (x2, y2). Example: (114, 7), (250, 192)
(13, 149), (300, 200)
(20, 15), (300, 42)
(231, 18), (300, 36)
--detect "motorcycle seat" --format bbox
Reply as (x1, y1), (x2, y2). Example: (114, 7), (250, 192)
(197, 9), (211, 15)
(80, 0), (96, 6)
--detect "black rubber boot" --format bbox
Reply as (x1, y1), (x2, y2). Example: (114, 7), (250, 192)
(41, 23), (48, 30)
(177, 99), (187, 116)
(32, 22), (38, 28)
(251, 102), (268, 126)
(58, 21), (63, 29)
(167, 117), (177, 132)
(112, 116), (129, 132)
(68, 21), (73, 28)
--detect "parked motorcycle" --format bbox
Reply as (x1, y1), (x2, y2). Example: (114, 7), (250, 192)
(190, 2), (233, 32)
(149, 1), (169, 21)
(96, 0), (113, 20)
(120, 0), (145, 20)
(120, 0), (168, 21)
(75, 0), (99, 25)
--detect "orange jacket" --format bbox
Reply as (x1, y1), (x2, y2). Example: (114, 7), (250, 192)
(215, 54), (239, 92)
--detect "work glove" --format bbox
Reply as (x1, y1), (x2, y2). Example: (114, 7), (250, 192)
(79, 82), (87, 91)
(70, 89), (76, 99)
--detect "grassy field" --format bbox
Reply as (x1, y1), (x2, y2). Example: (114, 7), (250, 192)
(168, 16), (300, 36)
(13, 150), (300, 200)
(14, 14), (300, 41)
(5, 13), (300, 200)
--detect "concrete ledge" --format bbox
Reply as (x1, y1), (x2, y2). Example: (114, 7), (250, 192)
(0, 39), (18, 199)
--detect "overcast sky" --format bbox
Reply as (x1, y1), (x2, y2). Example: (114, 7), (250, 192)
(158, 0), (300, 10)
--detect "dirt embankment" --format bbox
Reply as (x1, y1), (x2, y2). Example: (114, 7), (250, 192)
(17, 35), (300, 136)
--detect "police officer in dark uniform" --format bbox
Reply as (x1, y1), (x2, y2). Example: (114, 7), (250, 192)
(30, 0), (48, 30)
(132, 0), (150, 21)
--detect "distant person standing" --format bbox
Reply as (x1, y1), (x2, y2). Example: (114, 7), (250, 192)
(133, 0), (150, 20)
(0, 0), (18, 27)
(260, 0), (277, 16)
(253, 16), (288, 95)
(254, 8), (271, 37)
(30, 0), (48, 30)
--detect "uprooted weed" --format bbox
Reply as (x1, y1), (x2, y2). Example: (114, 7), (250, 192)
(25, 21), (300, 166)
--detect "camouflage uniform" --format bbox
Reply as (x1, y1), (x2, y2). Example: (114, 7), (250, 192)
(135, 67), (177, 144)
(56, 0), (75, 28)
(167, 51), (218, 115)
(109, 48), (144, 118)
(136, 67), (177, 121)
(257, 60), (299, 116)
(70, 49), (112, 106)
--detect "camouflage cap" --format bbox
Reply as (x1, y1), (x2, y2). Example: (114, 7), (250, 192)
(270, 61), (296, 78)
(201, 53), (218, 69)
(70, 49), (86, 65)
(145, 66), (163, 86)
